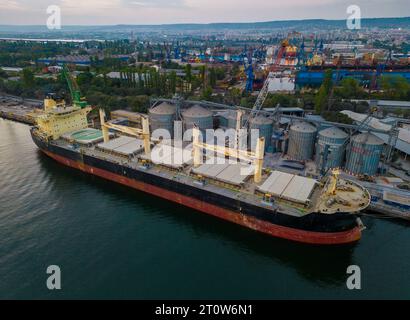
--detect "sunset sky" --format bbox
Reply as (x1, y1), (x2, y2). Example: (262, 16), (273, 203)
(0, 0), (409, 25)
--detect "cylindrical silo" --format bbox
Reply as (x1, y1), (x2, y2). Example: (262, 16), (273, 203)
(223, 110), (248, 129)
(345, 133), (384, 175)
(249, 115), (273, 151)
(148, 102), (177, 137)
(316, 126), (348, 173)
(182, 105), (213, 133)
(287, 121), (317, 160)
(217, 111), (229, 128)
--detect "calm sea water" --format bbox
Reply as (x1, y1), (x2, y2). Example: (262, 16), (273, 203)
(0, 119), (409, 299)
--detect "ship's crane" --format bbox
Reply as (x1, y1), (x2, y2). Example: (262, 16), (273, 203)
(61, 64), (88, 108)
(192, 126), (265, 183)
(99, 109), (151, 156)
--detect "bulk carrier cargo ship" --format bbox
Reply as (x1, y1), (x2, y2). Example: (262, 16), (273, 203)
(30, 95), (371, 245)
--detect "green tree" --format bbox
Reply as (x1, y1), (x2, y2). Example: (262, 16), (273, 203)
(315, 69), (333, 114)
(227, 87), (242, 105)
(22, 68), (35, 88)
(0, 69), (8, 79)
(185, 64), (192, 83)
(201, 86), (213, 100)
(127, 95), (149, 113)
(200, 65), (206, 89)
(337, 78), (364, 99)
(381, 76), (410, 100)
(209, 68), (217, 88)
(169, 71), (177, 94)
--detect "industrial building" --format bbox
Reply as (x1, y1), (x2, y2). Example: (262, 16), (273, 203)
(295, 70), (410, 86)
(37, 54), (130, 66)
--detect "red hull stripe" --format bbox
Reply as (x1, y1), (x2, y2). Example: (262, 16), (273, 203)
(42, 150), (361, 245)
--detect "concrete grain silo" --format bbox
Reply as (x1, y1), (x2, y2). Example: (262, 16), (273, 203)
(287, 122), (317, 161)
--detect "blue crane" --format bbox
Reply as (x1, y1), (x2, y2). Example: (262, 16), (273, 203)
(245, 63), (254, 92)
(371, 48), (392, 91)
(242, 46), (254, 92)
(297, 40), (306, 68)
(319, 39), (324, 53)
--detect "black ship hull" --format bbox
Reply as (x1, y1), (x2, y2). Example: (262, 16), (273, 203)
(31, 129), (362, 245)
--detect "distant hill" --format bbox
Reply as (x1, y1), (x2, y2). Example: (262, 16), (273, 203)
(122, 16), (410, 30)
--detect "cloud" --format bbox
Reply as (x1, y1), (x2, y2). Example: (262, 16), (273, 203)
(60, 0), (122, 13)
(129, 0), (187, 7)
(0, 0), (26, 11)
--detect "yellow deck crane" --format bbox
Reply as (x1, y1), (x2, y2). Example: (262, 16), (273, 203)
(99, 109), (151, 155)
(327, 169), (341, 196)
(192, 126), (265, 183)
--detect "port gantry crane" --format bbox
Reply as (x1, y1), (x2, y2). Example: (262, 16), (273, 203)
(61, 64), (88, 108)
(297, 40), (306, 69)
(243, 55), (254, 92)
(370, 48), (392, 92)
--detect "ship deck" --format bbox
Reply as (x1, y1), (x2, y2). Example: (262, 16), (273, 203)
(50, 132), (370, 217)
